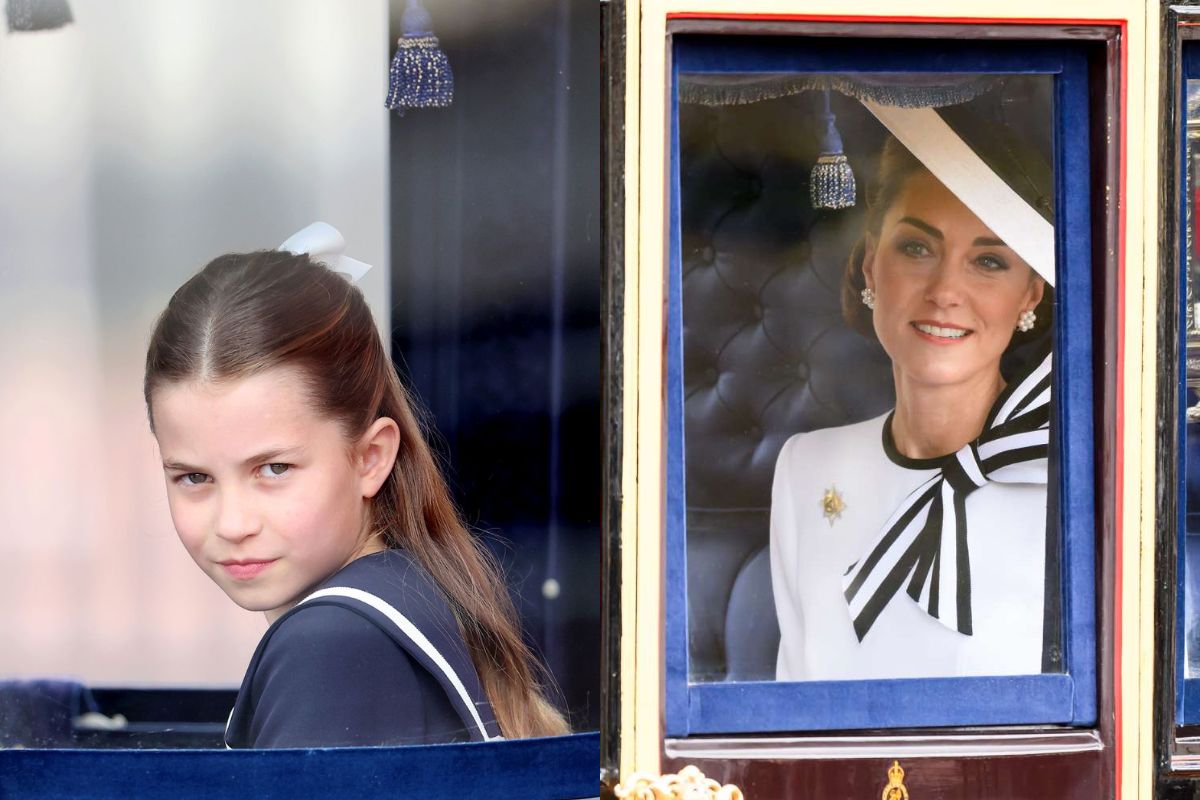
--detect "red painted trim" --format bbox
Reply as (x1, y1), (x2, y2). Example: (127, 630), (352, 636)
(1112, 19), (1128, 800)
(1194, 185), (1200, 260)
(665, 12), (1126, 27)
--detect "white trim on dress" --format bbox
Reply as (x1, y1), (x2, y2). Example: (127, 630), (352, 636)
(301, 586), (499, 742)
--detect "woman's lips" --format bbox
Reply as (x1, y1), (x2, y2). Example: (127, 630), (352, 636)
(220, 559), (277, 580)
(910, 321), (971, 344)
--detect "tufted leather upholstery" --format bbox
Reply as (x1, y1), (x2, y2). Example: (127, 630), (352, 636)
(680, 93), (896, 682)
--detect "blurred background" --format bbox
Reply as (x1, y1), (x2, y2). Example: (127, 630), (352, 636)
(0, 0), (600, 735)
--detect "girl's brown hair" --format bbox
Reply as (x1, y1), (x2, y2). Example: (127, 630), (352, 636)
(144, 250), (569, 738)
(841, 136), (1054, 342)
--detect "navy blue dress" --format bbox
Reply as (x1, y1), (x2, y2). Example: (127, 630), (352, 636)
(225, 549), (502, 748)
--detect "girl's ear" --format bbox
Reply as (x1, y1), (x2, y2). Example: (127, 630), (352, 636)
(356, 417), (400, 499)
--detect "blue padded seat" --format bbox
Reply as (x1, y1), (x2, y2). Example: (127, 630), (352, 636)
(679, 95), (895, 682)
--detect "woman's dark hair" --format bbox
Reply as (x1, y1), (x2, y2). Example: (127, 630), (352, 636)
(841, 136), (1054, 343)
(144, 251), (569, 738)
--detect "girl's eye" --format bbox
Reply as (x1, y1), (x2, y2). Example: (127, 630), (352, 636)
(177, 473), (210, 487)
(258, 463), (291, 478)
(974, 253), (1010, 272)
(897, 239), (932, 259)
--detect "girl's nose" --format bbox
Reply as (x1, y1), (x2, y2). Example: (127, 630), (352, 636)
(215, 490), (261, 543)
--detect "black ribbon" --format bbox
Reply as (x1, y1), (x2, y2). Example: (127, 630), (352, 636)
(842, 351), (1052, 641)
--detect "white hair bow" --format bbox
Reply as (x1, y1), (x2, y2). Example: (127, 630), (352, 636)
(278, 222), (372, 283)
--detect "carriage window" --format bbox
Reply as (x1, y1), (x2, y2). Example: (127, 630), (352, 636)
(665, 35), (1097, 736)
(1155, 20), (1200, 790)
(0, 0), (599, 747)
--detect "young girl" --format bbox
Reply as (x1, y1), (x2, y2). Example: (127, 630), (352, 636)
(144, 244), (569, 747)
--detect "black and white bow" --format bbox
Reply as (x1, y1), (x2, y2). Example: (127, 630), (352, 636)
(841, 350), (1052, 641)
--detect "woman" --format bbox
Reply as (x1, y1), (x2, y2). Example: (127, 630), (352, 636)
(770, 135), (1054, 682)
(145, 245), (569, 746)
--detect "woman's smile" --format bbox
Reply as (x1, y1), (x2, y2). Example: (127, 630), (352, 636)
(911, 320), (972, 343)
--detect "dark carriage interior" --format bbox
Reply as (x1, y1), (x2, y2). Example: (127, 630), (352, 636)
(679, 89), (894, 682)
(678, 75), (1056, 683)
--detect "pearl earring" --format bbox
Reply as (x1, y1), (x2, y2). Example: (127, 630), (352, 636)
(861, 287), (876, 310)
(1016, 309), (1036, 333)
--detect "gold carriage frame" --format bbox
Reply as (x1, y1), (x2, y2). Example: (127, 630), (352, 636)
(601, 2), (1157, 797)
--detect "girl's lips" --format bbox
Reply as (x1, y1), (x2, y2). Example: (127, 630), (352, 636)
(910, 321), (972, 344)
(221, 560), (277, 580)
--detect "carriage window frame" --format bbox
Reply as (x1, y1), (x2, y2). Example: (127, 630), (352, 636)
(1158, 7), (1200, 785)
(1175, 37), (1200, 731)
(662, 35), (1099, 737)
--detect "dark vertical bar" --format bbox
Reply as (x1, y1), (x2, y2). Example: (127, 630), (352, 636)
(1086, 26), (1123, 800)
(599, 0), (626, 792)
(543, 0), (573, 685)
(1157, 3), (1186, 794)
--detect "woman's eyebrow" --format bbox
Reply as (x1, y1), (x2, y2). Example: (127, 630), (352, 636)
(898, 216), (1008, 249)
(897, 216), (943, 240)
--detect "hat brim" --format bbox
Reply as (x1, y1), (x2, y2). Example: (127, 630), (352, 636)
(863, 99), (1056, 287)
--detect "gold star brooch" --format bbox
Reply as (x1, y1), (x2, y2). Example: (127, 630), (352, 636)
(821, 485), (846, 526)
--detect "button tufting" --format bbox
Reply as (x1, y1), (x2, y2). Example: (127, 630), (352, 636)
(703, 367), (718, 384)
(796, 362), (809, 382)
(701, 246), (715, 263)
(751, 303), (764, 321)
(747, 424), (762, 439)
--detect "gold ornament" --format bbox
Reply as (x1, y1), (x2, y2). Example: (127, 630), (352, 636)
(821, 485), (846, 525)
(613, 765), (743, 800)
(882, 760), (910, 800)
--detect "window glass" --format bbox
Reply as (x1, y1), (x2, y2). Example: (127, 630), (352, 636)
(1182, 77), (1200, 687)
(679, 72), (1059, 686)
(389, 0), (601, 731)
(0, 0), (600, 744)
(663, 35), (1096, 737)
(0, 0), (385, 692)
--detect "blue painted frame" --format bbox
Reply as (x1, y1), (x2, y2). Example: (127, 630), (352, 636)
(1176, 42), (1200, 727)
(665, 36), (1097, 736)
(0, 732), (599, 800)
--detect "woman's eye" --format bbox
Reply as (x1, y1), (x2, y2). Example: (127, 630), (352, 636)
(897, 239), (932, 258)
(974, 253), (1010, 272)
(177, 473), (210, 486)
(258, 463), (291, 478)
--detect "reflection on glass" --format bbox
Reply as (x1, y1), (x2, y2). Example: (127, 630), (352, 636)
(679, 73), (1061, 683)
(1183, 80), (1200, 680)
(0, 1), (391, 749)
(0, 0), (601, 747)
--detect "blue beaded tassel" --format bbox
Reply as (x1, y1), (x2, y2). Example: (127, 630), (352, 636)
(385, 0), (453, 115)
(810, 90), (856, 210)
